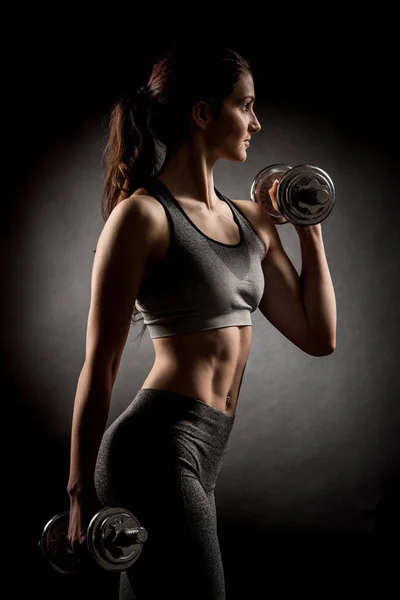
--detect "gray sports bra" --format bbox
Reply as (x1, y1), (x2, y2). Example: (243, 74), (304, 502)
(134, 177), (266, 338)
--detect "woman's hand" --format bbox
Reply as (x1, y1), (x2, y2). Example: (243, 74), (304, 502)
(267, 179), (322, 236)
(267, 179), (280, 213)
(268, 179), (322, 235)
(67, 490), (102, 557)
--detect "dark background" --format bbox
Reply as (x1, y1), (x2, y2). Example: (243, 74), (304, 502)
(3, 10), (398, 600)
(6, 11), (397, 189)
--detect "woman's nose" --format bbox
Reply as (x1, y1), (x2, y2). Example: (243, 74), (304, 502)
(251, 116), (261, 134)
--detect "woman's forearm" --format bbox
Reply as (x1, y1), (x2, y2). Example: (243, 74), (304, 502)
(295, 223), (337, 351)
(67, 362), (114, 499)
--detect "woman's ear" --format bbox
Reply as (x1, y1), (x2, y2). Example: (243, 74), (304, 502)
(191, 101), (211, 129)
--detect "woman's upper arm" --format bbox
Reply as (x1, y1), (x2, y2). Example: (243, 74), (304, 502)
(84, 197), (157, 372)
(256, 204), (318, 355)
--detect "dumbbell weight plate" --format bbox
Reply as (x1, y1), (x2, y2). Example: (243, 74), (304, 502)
(39, 511), (80, 575)
(250, 163), (292, 224)
(250, 163), (335, 226)
(87, 507), (148, 572)
(279, 165), (335, 226)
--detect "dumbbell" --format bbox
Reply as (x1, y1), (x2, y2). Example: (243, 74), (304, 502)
(250, 163), (335, 226)
(39, 506), (148, 575)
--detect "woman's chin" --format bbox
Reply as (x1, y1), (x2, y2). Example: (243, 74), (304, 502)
(221, 148), (248, 163)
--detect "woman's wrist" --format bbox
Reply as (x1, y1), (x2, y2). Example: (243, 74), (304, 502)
(67, 480), (96, 501)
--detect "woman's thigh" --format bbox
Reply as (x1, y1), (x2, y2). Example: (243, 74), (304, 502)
(118, 471), (226, 600)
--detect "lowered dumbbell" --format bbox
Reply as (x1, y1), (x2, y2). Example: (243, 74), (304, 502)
(250, 163), (335, 226)
(39, 506), (148, 575)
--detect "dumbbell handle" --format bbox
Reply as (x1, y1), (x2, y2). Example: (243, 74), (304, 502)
(104, 526), (148, 548)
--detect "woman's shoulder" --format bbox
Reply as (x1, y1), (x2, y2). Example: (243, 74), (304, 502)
(229, 197), (264, 227)
(127, 188), (171, 262)
(127, 188), (166, 218)
(229, 197), (257, 212)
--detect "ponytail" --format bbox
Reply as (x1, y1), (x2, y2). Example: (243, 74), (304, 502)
(98, 87), (161, 344)
(101, 88), (161, 222)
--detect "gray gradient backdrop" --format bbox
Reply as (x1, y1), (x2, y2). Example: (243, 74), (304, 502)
(3, 18), (398, 600)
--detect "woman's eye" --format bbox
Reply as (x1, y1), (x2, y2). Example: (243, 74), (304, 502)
(242, 102), (254, 112)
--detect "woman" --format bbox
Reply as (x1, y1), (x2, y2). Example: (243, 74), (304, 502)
(67, 43), (337, 599)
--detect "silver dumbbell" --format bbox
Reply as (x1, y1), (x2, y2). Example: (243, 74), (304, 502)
(250, 163), (335, 226)
(39, 507), (148, 574)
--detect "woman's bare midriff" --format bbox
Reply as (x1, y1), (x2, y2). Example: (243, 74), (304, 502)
(141, 325), (253, 416)
(133, 181), (269, 417)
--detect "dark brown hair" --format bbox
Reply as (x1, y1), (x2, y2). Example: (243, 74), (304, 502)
(100, 43), (252, 343)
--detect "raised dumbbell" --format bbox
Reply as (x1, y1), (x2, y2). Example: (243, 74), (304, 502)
(250, 163), (335, 226)
(39, 506), (148, 574)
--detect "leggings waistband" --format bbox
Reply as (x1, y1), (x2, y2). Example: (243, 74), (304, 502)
(129, 388), (235, 449)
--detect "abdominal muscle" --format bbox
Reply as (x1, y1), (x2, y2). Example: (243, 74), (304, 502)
(141, 324), (253, 416)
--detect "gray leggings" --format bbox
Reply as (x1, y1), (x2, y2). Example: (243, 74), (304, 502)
(94, 388), (235, 599)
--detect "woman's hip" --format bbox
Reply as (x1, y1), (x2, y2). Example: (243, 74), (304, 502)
(95, 388), (235, 492)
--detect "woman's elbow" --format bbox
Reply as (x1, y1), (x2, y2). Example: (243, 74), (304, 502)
(310, 342), (336, 357)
